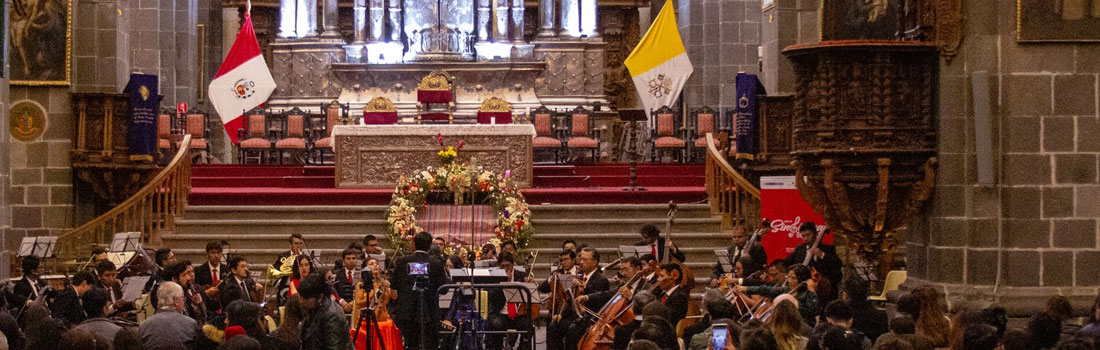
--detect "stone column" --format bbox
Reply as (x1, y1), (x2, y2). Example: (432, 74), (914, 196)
(369, 0), (385, 41)
(537, 0), (555, 37)
(495, 0), (510, 41)
(477, 0), (492, 42)
(278, 0), (298, 38)
(388, 0), (402, 42)
(353, 0), (368, 43)
(302, 0), (318, 37)
(511, 0), (524, 43)
(560, 0), (579, 37)
(321, 0), (340, 38)
(580, 0), (596, 38)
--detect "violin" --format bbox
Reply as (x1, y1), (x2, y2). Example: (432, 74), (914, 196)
(545, 272), (571, 323)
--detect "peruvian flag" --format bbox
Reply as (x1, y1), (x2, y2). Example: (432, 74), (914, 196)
(208, 13), (276, 144)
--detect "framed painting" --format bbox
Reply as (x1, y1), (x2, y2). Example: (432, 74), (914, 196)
(819, 0), (899, 40)
(1018, 0), (1100, 42)
(10, 0), (71, 85)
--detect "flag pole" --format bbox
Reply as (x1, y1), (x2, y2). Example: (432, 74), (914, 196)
(246, 0), (252, 14)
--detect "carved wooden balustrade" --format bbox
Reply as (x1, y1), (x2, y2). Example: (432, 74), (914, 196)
(56, 135), (193, 262)
(704, 133), (761, 229)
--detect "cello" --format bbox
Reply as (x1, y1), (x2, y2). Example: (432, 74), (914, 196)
(576, 264), (654, 350)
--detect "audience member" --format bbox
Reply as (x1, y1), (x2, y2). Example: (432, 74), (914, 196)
(874, 316), (933, 350)
(25, 317), (64, 350)
(613, 291), (656, 350)
(631, 321), (678, 350)
(58, 328), (109, 350)
(298, 274), (351, 350)
(112, 326), (144, 350)
(1079, 293), (1100, 338)
(840, 276), (887, 341)
(225, 335), (262, 350)
(811, 301), (870, 350)
(139, 281), (200, 350)
(273, 295), (304, 349)
(1046, 295), (1081, 337)
(895, 293), (920, 319)
(873, 338), (914, 350)
(226, 300), (289, 350)
(626, 339), (662, 350)
(910, 285), (950, 347)
(771, 300), (809, 350)
(1000, 328), (1034, 350)
(1052, 338), (1091, 350)
(819, 326), (864, 350)
(0, 299), (25, 350)
(948, 310), (983, 350)
(1029, 312), (1064, 350)
(687, 297), (739, 350)
(73, 287), (122, 343)
(980, 306), (1008, 337)
(740, 326), (779, 350)
(962, 324), (998, 350)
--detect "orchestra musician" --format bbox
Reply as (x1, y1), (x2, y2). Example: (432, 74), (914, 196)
(350, 256), (403, 350)
(288, 255), (313, 298)
(144, 248), (176, 293)
(710, 225), (767, 287)
(562, 248), (610, 350)
(194, 241), (228, 314)
(781, 222), (842, 305)
(152, 260), (206, 322)
(585, 256), (649, 304)
(51, 270), (98, 326)
(653, 263), (690, 326)
(634, 224), (685, 262)
(363, 235), (384, 255)
(537, 250), (577, 350)
(10, 256), (46, 309)
(735, 264), (820, 326)
(486, 251), (534, 350)
(272, 234), (305, 302)
(639, 254), (659, 286)
(333, 248), (361, 308)
(225, 256), (263, 303)
(93, 260), (137, 315)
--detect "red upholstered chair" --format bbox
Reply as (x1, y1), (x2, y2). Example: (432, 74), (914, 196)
(530, 105), (564, 163)
(178, 111), (210, 163)
(476, 97), (513, 124)
(362, 96), (399, 125)
(565, 106), (600, 163)
(156, 111), (174, 160)
(310, 100), (349, 164)
(689, 106), (716, 162)
(274, 107), (308, 164)
(237, 108), (273, 164)
(650, 105), (687, 163)
(416, 71), (454, 124)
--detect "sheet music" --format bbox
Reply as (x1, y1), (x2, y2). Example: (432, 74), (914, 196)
(619, 245), (651, 258)
(17, 237), (36, 257)
(121, 276), (151, 301)
(474, 260), (498, 268)
(714, 249), (733, 273)
(110, 232), (142, 252)
(107, 252), (136, 268)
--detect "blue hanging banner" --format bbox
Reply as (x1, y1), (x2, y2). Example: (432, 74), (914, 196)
(734, 73), (764, 160)
(124, 73), (159, 162)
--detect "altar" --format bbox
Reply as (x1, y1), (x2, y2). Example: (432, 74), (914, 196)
(333, 124), (535, 188)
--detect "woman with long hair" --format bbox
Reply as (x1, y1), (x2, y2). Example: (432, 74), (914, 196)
(273, 296), (304, 350)
(771, 299), (809, 350)
(288, 254), (312, 298)
(911, 285), (951, 347)
(350, 257), (403, 350)
(1078, 293), (1100, 337)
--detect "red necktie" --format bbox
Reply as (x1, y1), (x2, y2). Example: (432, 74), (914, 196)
(651, 243), (657, 257)
(662, 295), (668, 303)
(212, 268), (218, 284)
(347, 271), (353, 284)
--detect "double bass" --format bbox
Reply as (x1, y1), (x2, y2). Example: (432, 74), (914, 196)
(576, 265), (654, 350)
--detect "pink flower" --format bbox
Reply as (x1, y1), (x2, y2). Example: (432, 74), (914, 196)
(437, 133), (444, 146)
(505, 170), (511, 178)
(456, 140), (466, 151)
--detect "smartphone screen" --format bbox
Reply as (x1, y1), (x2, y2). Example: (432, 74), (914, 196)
(710, 324), (728, 350)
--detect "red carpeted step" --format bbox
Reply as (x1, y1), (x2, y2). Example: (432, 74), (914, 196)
(192, 165), (306, 177)
(192, 176), (336, 188)
(532, 175), (705, 188)
(189, 186), (706, 205)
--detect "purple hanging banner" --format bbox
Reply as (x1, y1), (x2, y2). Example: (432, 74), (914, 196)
(734, 73), (763, 160)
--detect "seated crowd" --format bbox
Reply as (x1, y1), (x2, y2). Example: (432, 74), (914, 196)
(0, 225), (1098, 350)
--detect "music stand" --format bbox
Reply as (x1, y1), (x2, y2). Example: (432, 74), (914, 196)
(110, 232), (143, 253)
(17, 236), (58, 258)
(619, 109), (648, 191)
(618, 245), (651, 259)
(474, 260), (499, 268)
(714, 249), (733, 273)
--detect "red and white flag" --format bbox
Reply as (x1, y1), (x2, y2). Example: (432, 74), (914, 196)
(208, 13), (276, 144)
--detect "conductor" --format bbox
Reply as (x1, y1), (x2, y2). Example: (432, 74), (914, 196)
(391, 231), (447, 350)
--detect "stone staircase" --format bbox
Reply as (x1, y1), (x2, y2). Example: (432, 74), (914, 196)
(165, 203), (728, 287)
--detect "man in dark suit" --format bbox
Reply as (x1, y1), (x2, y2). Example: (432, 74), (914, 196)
(332, 248), (360, 306)
(781, 222), (843, 303)
(391, 231), (447, 350)
(144, 247), (176, 293)
(50, 270), (97, 326)
(94, 260), (136, 315)
(193, 241), (228, 314)
(563, 247), (611, 350)
(655, 263), (690, 326)
(486, 251), (534, 350)
(10, 256), (46, 310)
(226, 256), (261, 303)
(272, 233), (305, 304)
(634, 224), (686, 263)
(711, 224), (767, 285)
(585, 256), (649, 304)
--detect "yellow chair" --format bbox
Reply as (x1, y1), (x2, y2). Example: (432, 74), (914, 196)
(870, 270), (907, 302)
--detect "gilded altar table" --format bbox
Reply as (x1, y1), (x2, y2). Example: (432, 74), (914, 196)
(333, 124), (535, 188)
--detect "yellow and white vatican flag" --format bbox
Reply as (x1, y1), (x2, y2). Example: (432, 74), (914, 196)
(624, 0), (693, 112)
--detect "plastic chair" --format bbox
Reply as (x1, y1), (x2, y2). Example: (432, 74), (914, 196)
(869, 270), (907, 302)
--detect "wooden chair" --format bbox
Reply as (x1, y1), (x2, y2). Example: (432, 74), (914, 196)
(156, 110), (174, 162)
(650, 105), (687, 163)
(238, 107), (273, 164)
(689, 106), (717, 162)
(416, 70), (454, 124)
(311, 100), (349, 164)
(179, 110), (210, 163)
(565, 106), (600, 163)
(531, 105), (564, 163)
(725, 108), (738, 159)
(476, 97), (513, 124)
(274, 107), (308, 165)
(362, 96), (399, 125)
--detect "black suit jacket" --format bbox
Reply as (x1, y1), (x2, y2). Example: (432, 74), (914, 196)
(49, 287), (85, 326)
(389, 251), (448, 321)
(331, 266), (357, 302)
(781, 243), (843, 286)
(711, 243), (768, 278)
(586, 273), (649, 310)
(9, 276), (45, 308)
(225, 275), (260, 303)
(634, 237), (686, 262)
(569, 269), (611, 319)
(660, 286), (690, 326)
(193, 262), (228, 312)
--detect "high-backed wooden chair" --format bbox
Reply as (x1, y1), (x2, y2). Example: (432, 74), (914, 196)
(565, 106), (600, 163)
(530, 105), (564, 163)
(416, 70), (454, 124)
(725, 108), (738, 158)
(362, 96), (399, 125)
(311, 101), (349, 164)
(238, 107), (273, 164)
(476, 97), (513, 124)
(179, 110), (210, 163)
(650, 105), (687, 163)
(689, 106), (716, 162)
(274, 107), (308, 164)
(156, 110), (174, 161)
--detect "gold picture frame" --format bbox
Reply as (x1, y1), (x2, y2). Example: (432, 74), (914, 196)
(10, 0), (72, 85)
(1017, 0), (1100, 42)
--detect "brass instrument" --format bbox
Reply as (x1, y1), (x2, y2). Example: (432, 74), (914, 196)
(268, 254), (297, 279)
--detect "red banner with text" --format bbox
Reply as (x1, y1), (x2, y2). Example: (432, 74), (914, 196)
(759, 176), (833, 263)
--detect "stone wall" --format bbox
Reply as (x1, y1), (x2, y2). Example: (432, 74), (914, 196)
(759, 0), (816, 95)
(0, 2), (11, 278)
(905, 0), (1100, 313)
(7, 88), (75, 245)
(680, 0), (762, 109)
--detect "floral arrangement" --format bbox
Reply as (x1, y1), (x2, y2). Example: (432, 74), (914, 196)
(385, 134), (533, 256)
